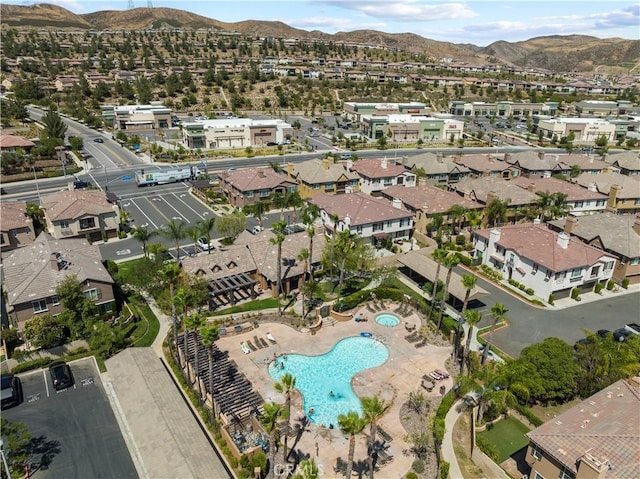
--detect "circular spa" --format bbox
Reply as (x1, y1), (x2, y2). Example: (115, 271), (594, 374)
(375, 313), (401, 327)
(268, 336), (389, 427)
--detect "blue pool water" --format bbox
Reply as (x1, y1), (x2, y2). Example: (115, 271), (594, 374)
(376, 313), (400, 327)
(268, 336), (389, 427)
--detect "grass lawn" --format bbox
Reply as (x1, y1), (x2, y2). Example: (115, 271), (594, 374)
(477, 417), (531, 463)
(211, 297), (280, 315)
(128, 302), (161, 347)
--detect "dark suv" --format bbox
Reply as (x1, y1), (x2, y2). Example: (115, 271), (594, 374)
(1, 374), (22, 409)
(49, 362), (74, 391)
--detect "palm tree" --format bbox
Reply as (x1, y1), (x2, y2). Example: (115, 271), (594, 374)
(461, 309), (482, 375)
(133, 226), (156, 257)
(197, 217), (216, 254)
(185, 225), (201, 254)
(484, 198), (511, 227)
(361, 397), (390, 479)
(184, 312), (207, 397)
(455, 274), (478, 359)
(549, 192), (570, 220)
(427, 248), (448, 325)
(466, 209), (483, 230)
(260, 402), (284, 478)
(285, 190), (303, 222)
(159, 219), (188, 261)
(336, 230), (358, 291)
(482, 303), (508, 365)
(160, 263), (182, 365)
(535, 190), (554, 221)
(297, 248), (310, 317)
(447, 204), (468, 234)
(329, 213), (340, 282)
(271, 191), (287, 221)
(427, 213), (444, 238)
(337, 411), (366, 479)
(274, 373), (297, 461)
(173, 287), (195, 320)
(270, 221), (287, 313)
(437, 254), (460, 332)
(243, 201), (270, 230)
(200, 325), (219, 421)
(474, 368), (518, 425)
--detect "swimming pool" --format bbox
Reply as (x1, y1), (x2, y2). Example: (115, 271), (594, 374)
(376, 313), (400, 327)
(268, 336), (389, 427)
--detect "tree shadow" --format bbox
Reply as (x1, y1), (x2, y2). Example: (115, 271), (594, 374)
(28, 435), (61, 473)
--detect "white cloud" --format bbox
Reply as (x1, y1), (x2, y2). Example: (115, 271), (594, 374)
(289, 16), (386, 32)
(322, 0), (478, 22)
(38, 0), (89, 13)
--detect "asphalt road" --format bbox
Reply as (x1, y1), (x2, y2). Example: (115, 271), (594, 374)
(466, 270), (640, 357)
(2, 358), (137, 479)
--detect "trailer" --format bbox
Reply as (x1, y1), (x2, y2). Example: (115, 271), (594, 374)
(135, 166), (202, 186)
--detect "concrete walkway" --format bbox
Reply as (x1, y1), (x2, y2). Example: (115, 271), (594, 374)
(442, 400), (465, 479)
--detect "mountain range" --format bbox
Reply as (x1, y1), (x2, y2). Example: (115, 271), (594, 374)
(2, 3), (639, 72)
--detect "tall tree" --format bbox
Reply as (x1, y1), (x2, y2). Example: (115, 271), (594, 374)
(285, 190), (303, 222)
(455, 274), (478, 359)
(336, 230), (358, 290)
(260, 402), (284, 478)
(484, 198), (511, 227)
(361, 397), (390, 479)
(159, 220), (187, 261)
(160, 262), (182, 366)
(461, 309), (482, 375)
(200, 325), (219, 421)
(427, 248), (448, 325)
(447, 204), (468, 234)
(274, 373), (297, 461)
(437, 254), (460, 332)
(270, 221), (287, 313)
(271, 191), (287, 221)
(482, 303), (508, 365)
(338, 411), (366, 479)
(197, 217), (216, 254)
(41, 109), (67, 141)
(297, 248), (310, 317)
(184, 312), (207, 397)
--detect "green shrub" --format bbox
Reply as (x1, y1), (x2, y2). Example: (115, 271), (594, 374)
(607, 279), (615, 290)
(456, 234), (466, 246)
(476, 436), (499, 461)
(11, 357), (53, 373)
(508, 279), (518, 287)
(621, 278), (630, 289)
(594, 282), (604, 294)
(571, 288), (580, 300)
(405, 473), (419, 479)
(455, 252), (472, 266)
(439, 461), (450, 479)
(412, 459), (425, 473)
(514, 403), (543, 427)
(525, 288), (534, 296)
(518, 284), (526, 291)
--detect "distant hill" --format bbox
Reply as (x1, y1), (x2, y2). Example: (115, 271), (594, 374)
(2, 4), (639, 72)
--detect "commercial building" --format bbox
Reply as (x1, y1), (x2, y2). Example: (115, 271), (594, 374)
(536, 118), (617, 143)
(102, 103), (172, 131)
(181, 118), (293, 149)
(360, 114), (464, 142)
(343, 101), (428, 122)
(448, 101), (558, 117)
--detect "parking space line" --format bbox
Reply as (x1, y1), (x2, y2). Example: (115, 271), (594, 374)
(159, 195), (191, 223)
(128, 199), (159, 230)
(169, 192), (207, 220)
(43, 370), (49, 397)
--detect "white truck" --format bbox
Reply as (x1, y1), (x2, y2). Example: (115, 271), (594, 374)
(135, 166), (202, 186)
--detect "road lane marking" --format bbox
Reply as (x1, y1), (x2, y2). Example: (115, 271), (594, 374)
(169, 192), (207, 220)
(160, 194), (192, 223)
(43, 370), (50, 397)
(128, 199), (159, 230)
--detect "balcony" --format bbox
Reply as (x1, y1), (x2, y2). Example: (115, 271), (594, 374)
(60, 228), (74, 237)
(569, 275), (583, 283)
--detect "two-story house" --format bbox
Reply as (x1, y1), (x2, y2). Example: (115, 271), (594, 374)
(310, 191), (414, 246)
(0, 200), (35, 252)
(473, 224), (616, 302)
(453, 154), (521, 179)
(404, 152), (471, 185)
(220, 167), (298, 208)
(348, 158), (416, 196)
(285, 158), (360, 199)
(605, 151), (640, 176)
(3, 233), (116, 328)
(503, 151), (571, 178)
(573, 172), (640, 214)
(549, 213), (640, 285)
(41, 190), (120, 242)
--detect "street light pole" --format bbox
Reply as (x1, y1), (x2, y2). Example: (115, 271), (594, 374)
(103, 166), (109, 192)
(0, 439), (12, 479)
(32, 166), (42, 205)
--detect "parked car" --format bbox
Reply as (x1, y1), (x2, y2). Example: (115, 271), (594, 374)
(613, 328), (632, 342)
(93, 137), (104, 143)
(266, 142), (278, 146)
(49, 362), (73, 391)
(623, 323), (640, 335)
(196, 237), (214, 251)
(339, 153), (352, 160)
(1, 374), (21, 410)
(251, 225), (264, 235)
(73, 180), (90, 190)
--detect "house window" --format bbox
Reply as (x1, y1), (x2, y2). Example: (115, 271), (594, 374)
(60, 220), (70, 229)
(32, 299), (48, 313)
(373, 222), (383, 232)
(574, 200), (584, 208)
(545, 270), (553, 280)
(259, 190), (269, 197)
(288, 187), (296, 192)
(603, 261), (613, 272)
(533, 473), (545, 479)
(79, 218), (96, 230)
(590, 265), (600, 278)
(400, 218), (408, 227)
(373, 179), (380, 185)
(531, 445), (542, 460)
(313, 184), (321, 190)
(356, 226), (362, 234)
(386, 221), (393, 228)
(246, 191), (254, 198)
(532, 263), (539, 274)
(560, 468), (575, 479)
(84, 289), (100, 300)
(384, 178), (393, 186)
(570, 268), (582, 278)
(596, 200), (605, 207)
(51, 295), (60, 306)
(630, 258), (640, 265)
(325, 182), (334, 190)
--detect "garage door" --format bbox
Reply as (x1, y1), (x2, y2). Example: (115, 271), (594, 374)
(554, 287), (572, 300)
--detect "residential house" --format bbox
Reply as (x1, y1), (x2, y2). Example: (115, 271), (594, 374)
(41, 189), (120, 241)
(509, 176), (608, 216)
(503, 151), (571, 178)
(605, 151), (640, 176)
(349, 157), (416, 195)
(473, 224), (616, 301)
(0, 134), (36, 154)
(573, 172), (640, 214)
(285, 158), (360, 199)
(381, 183), (482, 241)
(452, 154), (521, 179)
(554, 153), (611, 176)
(549, 213), (640, 285)
(525, 377), (640, 479)
(404, 152), (471, 185)
(0, 201), (36, 252)
(219, 167), (298, 208)
(3, 233), (115, 328)
(310, 191), (414, 246)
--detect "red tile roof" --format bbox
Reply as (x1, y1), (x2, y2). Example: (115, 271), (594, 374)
(0, 200), (31, 231)
(0, 134), (36, 149)
(310, 192), (413, 226)
(382, 184), (482, 214)
(224, 167), (296, 191)
(350, 158), (408, 179)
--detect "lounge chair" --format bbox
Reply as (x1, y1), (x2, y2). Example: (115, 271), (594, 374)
(241, 342), (250, 354)
(259, 337), (269, 348)
(266, 332), (277, 343)
(253, 336), (264, 349)
(247, 340), (257, 352)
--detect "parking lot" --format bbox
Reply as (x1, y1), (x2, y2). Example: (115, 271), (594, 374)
(3, 358), (137, 478)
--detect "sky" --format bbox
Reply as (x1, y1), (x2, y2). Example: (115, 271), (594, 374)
(5, 1), (640, 46)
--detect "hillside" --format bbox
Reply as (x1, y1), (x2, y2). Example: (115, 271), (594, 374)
(1, 4), (638, 72)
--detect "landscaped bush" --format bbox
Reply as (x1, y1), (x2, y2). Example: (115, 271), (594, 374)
(508, 279), (518, 287)
(11, 357), (53, 374)
(621, 278), (630, 289)
(594, 282), (604, 294)
(456, 234), (466, 246)
(525, 288), (534, 296)
(606, 279), (615, 291)
(476, 435), (500, 462)
(439, 461), (450, 479)
(548, 293), (555, 304)
(514, 403), (543, 427)
(412, 459), (425, 473)
(405, 472), (419, 479)
(571, 288), (580, 300)
(518, 284), (526, 291)
(455, 252), (472, 266)
(479, 265), (503, 282)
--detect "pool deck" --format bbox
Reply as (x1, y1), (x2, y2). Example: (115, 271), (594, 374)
(216, 305), (454, 478)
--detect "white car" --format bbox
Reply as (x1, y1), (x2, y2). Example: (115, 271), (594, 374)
(196, 237), (214, 251)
